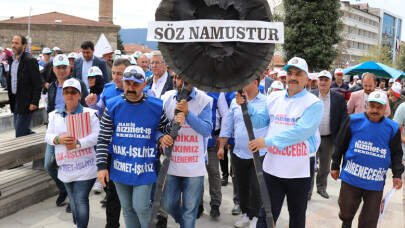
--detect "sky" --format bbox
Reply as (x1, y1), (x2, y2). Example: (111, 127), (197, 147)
(0, 0), (403, 38)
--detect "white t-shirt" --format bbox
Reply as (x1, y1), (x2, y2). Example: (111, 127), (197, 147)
(151, 71), (168, 98)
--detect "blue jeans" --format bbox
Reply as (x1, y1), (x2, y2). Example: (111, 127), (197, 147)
(44, 144), (66, 194)
(114, 181), (152, 228)
(64, 178), (96, 228)
(13, 101), (34, 137)
(162, 175), (204, 228)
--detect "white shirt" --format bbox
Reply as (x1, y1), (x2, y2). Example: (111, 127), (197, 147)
(81, 56), (94, 90)
(151, 71), (168, 98)
(215, 92), (229, 131)
(45, 107), (100, 182)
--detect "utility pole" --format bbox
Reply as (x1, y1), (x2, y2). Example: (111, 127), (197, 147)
(27, 6), (33, 54)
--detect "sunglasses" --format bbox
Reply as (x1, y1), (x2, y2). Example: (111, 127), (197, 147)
(63, 90), (79, 95)
(123, 72), (144, 80)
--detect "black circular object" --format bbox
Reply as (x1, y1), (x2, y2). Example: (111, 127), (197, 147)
(155, 0), (275, 92)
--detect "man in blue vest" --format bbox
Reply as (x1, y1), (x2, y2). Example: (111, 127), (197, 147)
(96, 65), (181, 228)
(331, 91), (404, 228)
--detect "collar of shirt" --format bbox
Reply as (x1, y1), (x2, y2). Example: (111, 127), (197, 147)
(175, 87), (196, 102)
(153, 71), (168, 84)
(56, 104), (84, 117)
(284, 88), (308, 98)
(318, 90), (330, 101)
(83, 55), (95, 62)
(12, 53), (22, 62)
(250, 91), (267, 103)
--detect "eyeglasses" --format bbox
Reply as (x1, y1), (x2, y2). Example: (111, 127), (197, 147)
(63, 90), (79, 95)
(123, 72), (144, 80)
(151, 61), (164, 65)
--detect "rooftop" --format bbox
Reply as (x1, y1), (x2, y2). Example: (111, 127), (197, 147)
(124, 43), (155, 54)
(0, 12), (119, 27)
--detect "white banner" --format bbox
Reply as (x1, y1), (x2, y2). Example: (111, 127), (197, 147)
(147, 20), (284, 43)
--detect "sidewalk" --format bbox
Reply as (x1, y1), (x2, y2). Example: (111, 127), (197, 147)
(0, 170), (403, 228)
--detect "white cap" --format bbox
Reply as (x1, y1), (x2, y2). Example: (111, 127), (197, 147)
(87, 66), (103, 77)
(283, 57), (309, 76)
(357, 80), (361, 84)
(53, 54), (69, 66)
(353, 75), (359, 80)
(102, 47), (114, 56)
(133, 51), (142, 58)
(67, 52), (78, 59)
(389, 78), (395, 83)
(277, 70), (287, 78)
(318, 70), (332, 79)
(52, 47), (60, 51)
(0, 47), (3, 51)
(144, 53), (152, 59)
(309, 73), (318, 80)
(42, 47), (52, 54)
(392, 82), (402, 97)
(39, 54), (43, 58)
(63, 78), (81, 93)
(120, 55), (137, 65)
(114, 50), (122, 55)
(123, 66), (145, 83)
(334, 68), (344, 75)
(271, 81), (284, 90)
(368, 91), (388, 105)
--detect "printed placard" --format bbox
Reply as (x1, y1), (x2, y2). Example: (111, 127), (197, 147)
(147, 20), (284, 43)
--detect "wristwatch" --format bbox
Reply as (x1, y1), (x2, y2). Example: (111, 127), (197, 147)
(75, 140), (81, 149)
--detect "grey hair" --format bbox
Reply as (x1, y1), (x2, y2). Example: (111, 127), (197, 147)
(151, 50), (165, 63)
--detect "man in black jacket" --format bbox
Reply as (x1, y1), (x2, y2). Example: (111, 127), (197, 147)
(7, 35), (42, 137)
(309, 70), (348, 199)
(146, 51), (173, 99)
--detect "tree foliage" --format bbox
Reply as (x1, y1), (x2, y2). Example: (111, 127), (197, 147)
(283, 0), (342, 72)
(359, 45), (393, 67)
(396, 48), (405, 72)
(117, 32), (125, 54)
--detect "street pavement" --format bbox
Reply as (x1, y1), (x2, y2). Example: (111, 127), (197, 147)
(0, 168), (403, 228)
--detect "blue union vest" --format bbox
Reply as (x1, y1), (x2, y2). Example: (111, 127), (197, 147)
(102, 82), (124, 105)
(106, 95), (163, 185)
(340, 113), (399, 191)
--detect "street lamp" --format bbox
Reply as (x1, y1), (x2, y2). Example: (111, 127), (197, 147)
(27, 6), (33, 54)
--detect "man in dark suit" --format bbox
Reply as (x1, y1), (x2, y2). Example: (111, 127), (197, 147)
(310, 70), (348, 199)
(146, 51), (173, 99)
(72, 41), (109, 87)
(7, 35), (42, 137)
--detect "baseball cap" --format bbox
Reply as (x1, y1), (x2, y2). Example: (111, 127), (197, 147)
(120, 55), (137, 65)
(318, 70), (332, 79)
(52, 47), (61, 51)
(283, 57), (309, 76)
(53, 54), (69, 66)
(353, 75), (359, 80)
(114, 50), (122, 55)
(42, 47), (52, 54)
(0, 47), (3, 51)
(277, 70), (287, 78)
(122, 66), (145, 83)
(368, 91), (388, 105)
(133, 51), (142, 58)
(392, 82), (402, 98)
(334, 68), (344, 75)
(357, 80), (361, 84)
(308, 73), (318, 80)
(102, 47), (114, 56)
(63, 78), (81, 93)
(67, 52), (78, 59)
(87, 66), (103, 77)
(271, 81), (284, 90)
(389, 78), (395, 83)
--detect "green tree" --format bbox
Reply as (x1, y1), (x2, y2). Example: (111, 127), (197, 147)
(283, 0), (342, 72)
(117, 32), (125, 54)
(396, 48), (405, 71)
(359, 45), (393, 67)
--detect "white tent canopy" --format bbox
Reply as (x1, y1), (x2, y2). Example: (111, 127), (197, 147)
(94, 33), (113, 58)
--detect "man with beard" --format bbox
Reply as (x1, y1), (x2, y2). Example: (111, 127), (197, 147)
(6, 35), (41, 137)
(347, 73), (390, 117)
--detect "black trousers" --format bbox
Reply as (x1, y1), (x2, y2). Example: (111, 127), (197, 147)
(257, 171), (311, 228)
(219, 146), (230, 178)
(232, 153), (263, 219)
(105, 154), (121, 228)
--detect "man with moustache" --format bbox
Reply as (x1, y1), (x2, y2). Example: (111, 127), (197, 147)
(347, 73), (390, 117)
(309, 70), (348, 200)
(236, 57), (323, 228)
(6, 35), (41, 137)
